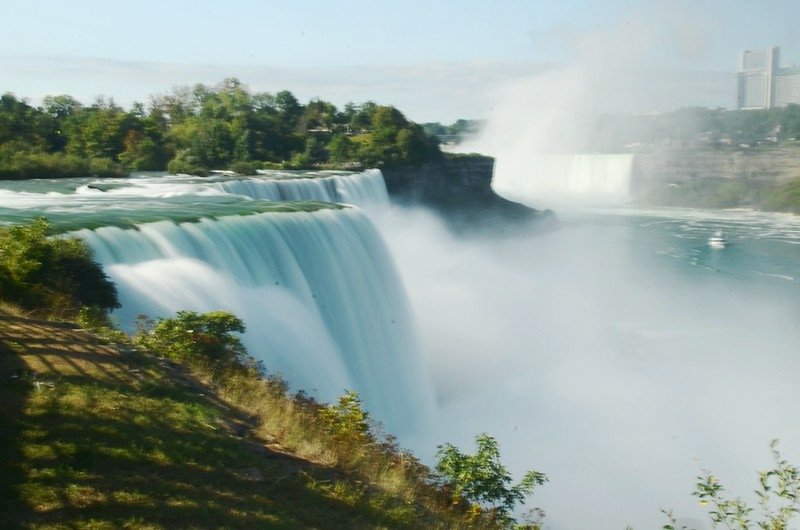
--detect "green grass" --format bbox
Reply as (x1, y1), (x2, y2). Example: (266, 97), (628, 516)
(0, 312), (468, 529)
(759, 177), (800, 213)
(639, 178), (775, 209)
(640, 176), (800, 214)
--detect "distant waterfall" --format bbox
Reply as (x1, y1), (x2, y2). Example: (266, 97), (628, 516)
(74, 207), (431, 434)
(493, 154), (634, 206)
(218, 169), (390, 210)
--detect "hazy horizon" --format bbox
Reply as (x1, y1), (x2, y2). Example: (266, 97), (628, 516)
(2, 0), (799, 122)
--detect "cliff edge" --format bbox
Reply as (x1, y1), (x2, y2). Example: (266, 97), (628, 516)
(381, 154), (549, 229)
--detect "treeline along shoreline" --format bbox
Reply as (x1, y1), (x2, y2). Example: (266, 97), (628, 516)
(0, 78), (442, 180)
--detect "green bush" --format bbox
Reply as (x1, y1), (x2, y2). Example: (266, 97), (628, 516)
(318, 390), (373, 445)
(229, 160), (258, 175)
(166, 150), (209, 176)
(435, 433), (547, 527)
(0, 145), (125, 180)
(135, 310), (249, 368)
(0, 218), (119, 315)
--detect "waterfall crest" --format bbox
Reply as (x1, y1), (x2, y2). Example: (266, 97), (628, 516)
(493, 153), (634, 206)
(218, 169), (390, 210)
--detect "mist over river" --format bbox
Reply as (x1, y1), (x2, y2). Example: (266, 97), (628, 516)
(383, 203), (800, 529)
(2, 171), (800, 528)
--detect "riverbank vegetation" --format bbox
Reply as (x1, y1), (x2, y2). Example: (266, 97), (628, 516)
(759, 177), (800, 213)
(640, 176), (800, 213)
(0, 80), (442, 180)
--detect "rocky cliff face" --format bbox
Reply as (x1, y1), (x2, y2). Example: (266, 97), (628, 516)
(631, 146), (800, 209)
(382, 155), (493, 201)
(632, 147), (800, 193)
(381, 155), (548, 230)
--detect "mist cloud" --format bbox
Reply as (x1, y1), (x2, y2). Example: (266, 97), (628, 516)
(379, 205), (800, 529)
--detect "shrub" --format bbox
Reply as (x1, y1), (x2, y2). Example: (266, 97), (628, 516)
(0, 218), (119, 316)
(318, 390), (373, 445)
(0, 145), (125, 180)
(135, 310), (250, 368)
(435, 433), (547, 528)
(229, 160), (258, 175)
(167, 150), (209, 176)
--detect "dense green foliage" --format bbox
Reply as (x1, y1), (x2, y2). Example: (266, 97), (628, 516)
(0, 80), (441, 179)
(421, 119), (484, 143)
(0, 147), (124, 180)
(0, 219), (118, 315)
(318, 390), (373, 445)
(135, 310), (251, 369)
(436, 433), (547, 527)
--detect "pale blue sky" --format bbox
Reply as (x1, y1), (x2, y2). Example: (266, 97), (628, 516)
(1, 0), (799, 121)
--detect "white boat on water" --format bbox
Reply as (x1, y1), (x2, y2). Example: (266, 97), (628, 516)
(708, 230), (728, 249)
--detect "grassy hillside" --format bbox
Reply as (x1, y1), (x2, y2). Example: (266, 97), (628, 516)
(759, 177), (800, 213)
(0, 307), (470, 529)
(640, 176), (800, 213)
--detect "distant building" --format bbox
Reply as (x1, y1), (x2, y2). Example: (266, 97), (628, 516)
(775, 66), (800, 107)
(736, 47), (800, 109)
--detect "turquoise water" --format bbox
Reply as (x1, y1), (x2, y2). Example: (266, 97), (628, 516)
(595, 206), (800, 292)
(0, 170), (379, 231)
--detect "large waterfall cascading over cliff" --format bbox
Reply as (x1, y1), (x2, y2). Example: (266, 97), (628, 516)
(76, 207), (430, 433)
(492, 153), (634, 206)
(61, 171), (431, 435)
(218, 169), (390, 210)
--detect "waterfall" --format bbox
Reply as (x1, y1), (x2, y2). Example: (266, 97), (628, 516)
(74, 206), (431, 435)
(217, 169), (390, 210)
(492, 153), (634, 206)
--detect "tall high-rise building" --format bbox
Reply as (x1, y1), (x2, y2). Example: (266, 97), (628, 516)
(736, 47), (778, 109)
(737, 47), (800, 109)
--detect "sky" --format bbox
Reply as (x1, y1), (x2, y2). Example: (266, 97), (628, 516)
(1, 0), (799, 122)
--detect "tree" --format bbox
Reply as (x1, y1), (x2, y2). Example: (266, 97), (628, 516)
(318, 390), (372, 444)
(0, 219), (119, 315)
(1, 82), (443, 173)
(166, 149), (208, 176)
(328, 134), (356, 163)
(275, 90), (302, 132)
(436, 433), (547, 527)
(63, 98), (135, 161)
(136, 310), (247, 367)
(779, 104), (800, 140)
(301, 98), (337, 130)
